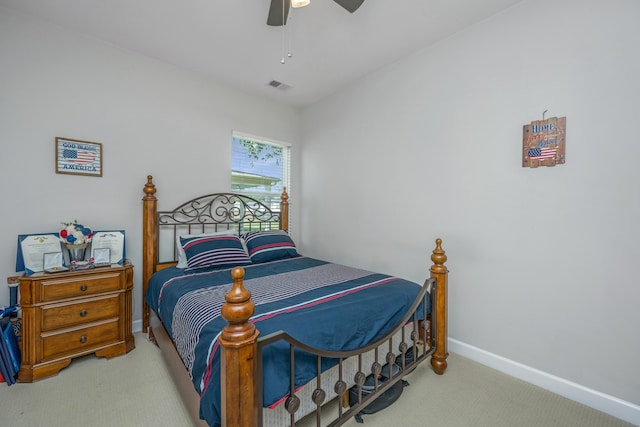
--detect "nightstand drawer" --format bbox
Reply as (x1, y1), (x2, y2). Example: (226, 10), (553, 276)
(41, 319), (120, 361)
(41, 272), (121, 302)
(41, 295), (120, 331)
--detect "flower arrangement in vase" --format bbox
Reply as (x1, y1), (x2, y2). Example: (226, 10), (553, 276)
(59, 221), (93, 262)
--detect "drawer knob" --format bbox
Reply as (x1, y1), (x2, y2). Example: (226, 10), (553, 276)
(80, 336), (87, 343)
(80, 310), (87, 317)
(80, 285), (87, 291)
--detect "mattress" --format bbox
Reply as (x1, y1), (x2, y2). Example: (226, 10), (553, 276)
(146, 256), (426, 427)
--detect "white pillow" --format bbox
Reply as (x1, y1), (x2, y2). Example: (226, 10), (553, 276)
(175, 230), (239, 268)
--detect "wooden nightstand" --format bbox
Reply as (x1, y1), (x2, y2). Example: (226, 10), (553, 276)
(17, 264), (135, 382)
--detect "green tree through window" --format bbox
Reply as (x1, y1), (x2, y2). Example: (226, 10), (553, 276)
(231, 134), (290, 213)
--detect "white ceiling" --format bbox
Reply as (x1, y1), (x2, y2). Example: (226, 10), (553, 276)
(1, 0), (522, 107)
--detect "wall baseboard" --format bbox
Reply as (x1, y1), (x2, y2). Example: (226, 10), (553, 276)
(133, 319), (142, 333)
(448, 338), (640, 426)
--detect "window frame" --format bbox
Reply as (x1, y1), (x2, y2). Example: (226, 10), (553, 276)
(231, 130), (291, 220)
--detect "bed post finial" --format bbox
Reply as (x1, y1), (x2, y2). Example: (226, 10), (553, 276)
(219, 267), (259, 427)
(431, 238), (446, 268)
(143, 175), (156, 197)
(221, 267), (257, 341)
(430, 238), (449, 375)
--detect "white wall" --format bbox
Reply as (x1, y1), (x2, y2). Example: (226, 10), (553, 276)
(300, 0), (640, 421)
(0, 7), (300, 325)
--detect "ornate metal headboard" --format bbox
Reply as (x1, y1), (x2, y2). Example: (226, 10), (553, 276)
(157, 193), (283, 263)
(141, 175), (289, 332)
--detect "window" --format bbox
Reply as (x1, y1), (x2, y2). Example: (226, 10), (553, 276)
(231, 132), (291, 213)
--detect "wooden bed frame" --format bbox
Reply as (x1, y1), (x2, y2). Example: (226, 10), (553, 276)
(141, 175), (449, 427)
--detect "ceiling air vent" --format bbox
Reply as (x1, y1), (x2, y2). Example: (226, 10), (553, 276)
(267, 80), (292, 91)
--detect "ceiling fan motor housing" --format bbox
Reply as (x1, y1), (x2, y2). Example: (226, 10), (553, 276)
(267, 0), (365, 26)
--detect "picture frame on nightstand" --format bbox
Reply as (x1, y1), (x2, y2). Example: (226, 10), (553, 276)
(92, 248), (111, 266)
(17, 233), (63, 275)
(91, 230), (125, 265)
(43, 252), (68, 273)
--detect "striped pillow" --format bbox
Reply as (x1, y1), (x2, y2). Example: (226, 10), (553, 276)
(175, 230), (239, 268)
(180, 234), (251, 271)
(242, 230), (298, 264)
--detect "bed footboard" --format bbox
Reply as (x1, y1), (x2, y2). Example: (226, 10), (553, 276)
(220, 239), (449, 427)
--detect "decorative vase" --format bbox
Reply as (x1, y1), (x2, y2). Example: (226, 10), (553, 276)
(66, 243), (87, 262)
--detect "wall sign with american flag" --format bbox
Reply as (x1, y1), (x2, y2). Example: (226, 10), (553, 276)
(55, 137), (102, 177)
(522, 116), (566, 168)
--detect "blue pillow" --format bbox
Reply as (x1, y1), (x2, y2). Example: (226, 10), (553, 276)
(242, 230), (298, 263)
(180, 234), (251, 271)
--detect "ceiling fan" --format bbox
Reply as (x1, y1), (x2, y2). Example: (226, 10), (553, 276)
(267, 0), (365, 26)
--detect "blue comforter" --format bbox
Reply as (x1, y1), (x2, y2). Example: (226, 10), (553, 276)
(146, 256), (424, 426)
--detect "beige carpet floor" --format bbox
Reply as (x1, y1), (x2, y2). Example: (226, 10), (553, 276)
(0, 332), (635, 426)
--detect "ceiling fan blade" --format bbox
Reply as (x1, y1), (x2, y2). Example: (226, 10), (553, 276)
(267, 0), (291, 26)
(333, 0), (365, 13)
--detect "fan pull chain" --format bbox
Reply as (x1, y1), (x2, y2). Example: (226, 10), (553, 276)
(288, 13), (293, 58)
(281, 27), (286, 64)
(281, 28), (293, 63)
(281, 0), (286, 63)
(280, 0), (294, 64)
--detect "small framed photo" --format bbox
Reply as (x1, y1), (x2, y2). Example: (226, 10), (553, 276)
(44, 252), (68, 273)
(92, 248), (111, 266)
(55, 137), (103, 177)
(91, 230), (125, 264)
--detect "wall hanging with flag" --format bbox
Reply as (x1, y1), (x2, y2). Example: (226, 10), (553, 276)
(55, 137), (103, 177)
(522, 114), (566, 168)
